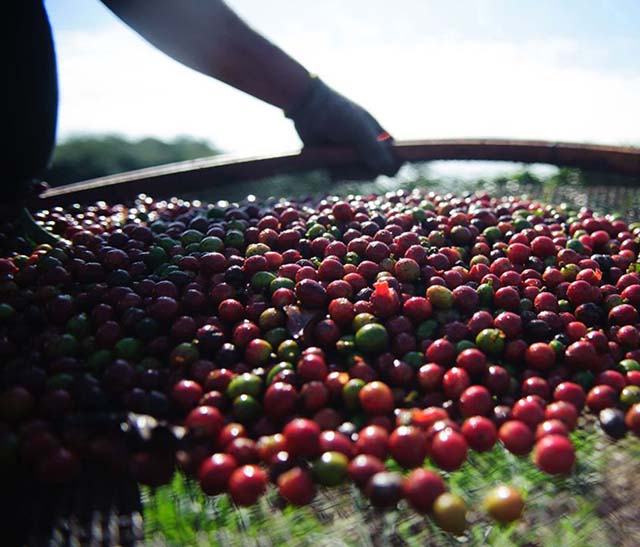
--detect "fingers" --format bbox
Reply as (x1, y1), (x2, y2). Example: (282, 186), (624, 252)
(336, 103), (402, 177)
(376, 139), (403, 177)
(289, 79), (403, 177)
(327, 136), (401, 180)
(352, 123), (402, 177)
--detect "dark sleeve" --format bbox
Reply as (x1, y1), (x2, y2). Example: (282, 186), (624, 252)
(3, 0), (58, 195)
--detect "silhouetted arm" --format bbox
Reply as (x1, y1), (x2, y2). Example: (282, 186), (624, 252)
(102, 0), (400, 176)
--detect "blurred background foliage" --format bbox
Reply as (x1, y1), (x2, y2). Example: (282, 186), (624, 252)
(44, 134), (639, 208)
(45, 134), (218, 186)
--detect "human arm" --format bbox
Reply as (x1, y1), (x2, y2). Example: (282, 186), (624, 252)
(101, 0), (310, 110)
(101, 0), (400, 176)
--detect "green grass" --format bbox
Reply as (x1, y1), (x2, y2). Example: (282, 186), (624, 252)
(142, 426), (640, 546)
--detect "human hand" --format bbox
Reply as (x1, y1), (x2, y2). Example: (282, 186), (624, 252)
(285, 77), (402, 177)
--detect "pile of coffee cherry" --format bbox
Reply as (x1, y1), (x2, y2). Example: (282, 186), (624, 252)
(1, 189), (639, 534)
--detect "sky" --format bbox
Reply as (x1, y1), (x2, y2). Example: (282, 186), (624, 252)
(47, 0), (640, 171)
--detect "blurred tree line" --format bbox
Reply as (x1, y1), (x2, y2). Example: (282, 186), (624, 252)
(45, 134), (218, 186)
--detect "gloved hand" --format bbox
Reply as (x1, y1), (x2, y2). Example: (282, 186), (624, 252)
(285, 77), (402, 177)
